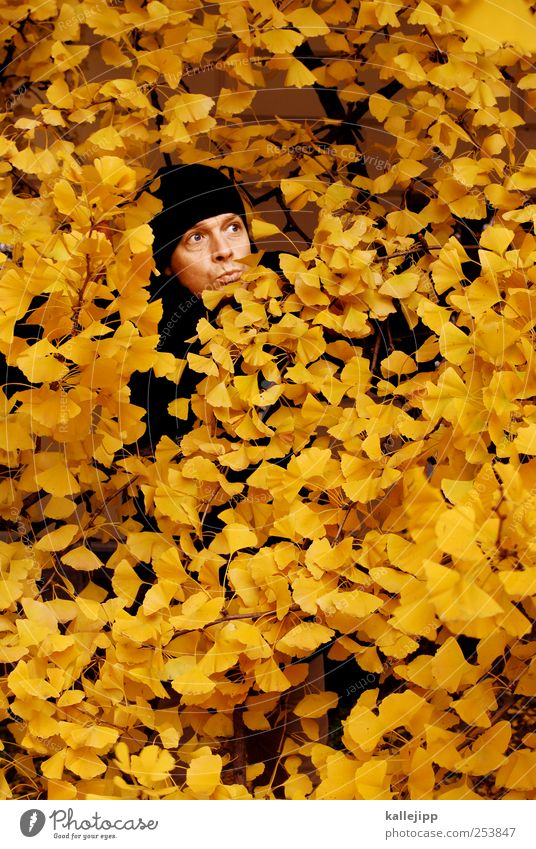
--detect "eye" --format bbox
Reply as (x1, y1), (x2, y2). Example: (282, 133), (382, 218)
(227, 220), (242, 233)
(186, 232), (204, 244)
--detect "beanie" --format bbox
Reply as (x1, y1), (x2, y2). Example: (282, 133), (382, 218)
(148, 163), (253, 277)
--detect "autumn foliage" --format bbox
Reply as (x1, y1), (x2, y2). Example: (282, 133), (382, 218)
(0, 0), (536, 800)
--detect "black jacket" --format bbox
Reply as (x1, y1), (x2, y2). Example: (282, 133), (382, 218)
(126, 249), (287, 454)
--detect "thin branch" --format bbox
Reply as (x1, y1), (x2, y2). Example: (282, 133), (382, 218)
(334, 503), (353, 544)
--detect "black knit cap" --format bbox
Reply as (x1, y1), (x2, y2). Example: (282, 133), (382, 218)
(148, 163), (251, 277)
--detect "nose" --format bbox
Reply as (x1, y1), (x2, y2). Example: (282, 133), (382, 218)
(211, 231), (233, 261)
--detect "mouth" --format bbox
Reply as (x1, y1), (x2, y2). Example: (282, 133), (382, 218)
(216, 270), (243, 284)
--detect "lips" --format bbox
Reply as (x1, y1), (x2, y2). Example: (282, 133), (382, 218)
(217, 270), (243, 284)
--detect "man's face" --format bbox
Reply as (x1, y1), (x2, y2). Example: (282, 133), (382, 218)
(165, 212), (252, 294)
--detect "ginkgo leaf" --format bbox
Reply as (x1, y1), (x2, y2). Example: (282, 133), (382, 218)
(453, 681), (497, 728)
(438, 323), (472, 365)
(381, 350), (418, 377)
(209, 523), (258, 555)
(284, 772), (313, 799)
(186, 751), (222, 798)
(453, 0), (536, 52)
(216, 88), (256, 117)
(254, 657), (292, 692)
(294, 692), (338, 718)
(170, 594), (224, 630)
(257, 29), (304, 53)
(130, 746), (175, 788)
(287, 7), (330, 36)
(275, 622), (334, 654)
(355, 758), (392, 800)
(35, 463), (80, 498)
(64, 748), (107, 780)
(16, 341), (69, 383)
(171, 667), (216, 696)
(515, 423), (536, 455)
(34, 525), (79, 552)
(61, 547), (102, 571)
(284, 59), (317, 88)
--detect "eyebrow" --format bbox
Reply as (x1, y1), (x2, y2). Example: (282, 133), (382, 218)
(183, 213), (241, 238)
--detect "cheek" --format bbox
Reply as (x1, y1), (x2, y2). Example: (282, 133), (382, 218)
(171, 246), (208, 278)
(170, 247), (214, 293)
(236, 232), (252, 256)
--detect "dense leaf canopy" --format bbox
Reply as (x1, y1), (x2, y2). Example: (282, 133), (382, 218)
(0, 0), (535, 800)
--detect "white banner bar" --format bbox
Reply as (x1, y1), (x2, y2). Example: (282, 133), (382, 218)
(3, 800), (535, 849)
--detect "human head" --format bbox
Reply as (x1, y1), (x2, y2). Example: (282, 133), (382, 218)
(149, 163), (253, 295)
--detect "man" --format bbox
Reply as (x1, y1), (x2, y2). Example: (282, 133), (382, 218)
(128, 162), (281, 452)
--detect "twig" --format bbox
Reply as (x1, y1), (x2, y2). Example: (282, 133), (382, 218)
(334, 504), (353, 544)
(371, 332), (381, 374)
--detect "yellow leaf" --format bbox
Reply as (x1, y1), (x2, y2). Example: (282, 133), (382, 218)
(86, 126), (125, 151)
(127, 224), (154, 254)
(216, 88), (256, 117)
(258, 29), (304, 53)
(205, 380), (233, 407)
(515, 423), (536, 455)
(0, 417), (34, 454)
(345, 702), (384, 753)
(171, 594), (224, 630)
(453, 0), (536, 52)
(35, 463), (80, 498)
(16, 340), (69, 383)
(438, 323), (472, 365)
(112, 559), (143, 604)
(284, 58), (318, 88)
(284, 772), (313, 799)
(130, 745), (175, 788)
(64, 748), (106, 780)
(379, 270), (420, 298)
(381, 350), (417, 377)
(171, 666), (215, 696)
(425, 561), (503, 621)
(167, 92), (214, 123)
(59, 722), (119, 751)
(355, 758), (391, 800)
(480, 225), (515, 254)
(61, 546), (102, 571)
(53, 179), (80, 216)
(210, 523), (258, 555)
(495, 750), (536, 790)
(186, 751), (222, 798)
(457, 721), (511, 775)
(243, 710), (271, 731)
(41, 750), (66, 781)
(499, 568), (536, 597)
(167, 398), (190, 419)
(280, 177), (323, 210)
(286, 7), (330, 36)
(294, 692), (338, 718)
(408, 746), (435, 799)
(276, 622), (334, 654)
(251, 217), (284, 240)
(432, 637), (478, 692)
(453, 681), (497, 728)
(35, 524), (79, 552)
(369, 92), (393, 122)
(46, 78), (73, 108)
(254, 657), (292, 692)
